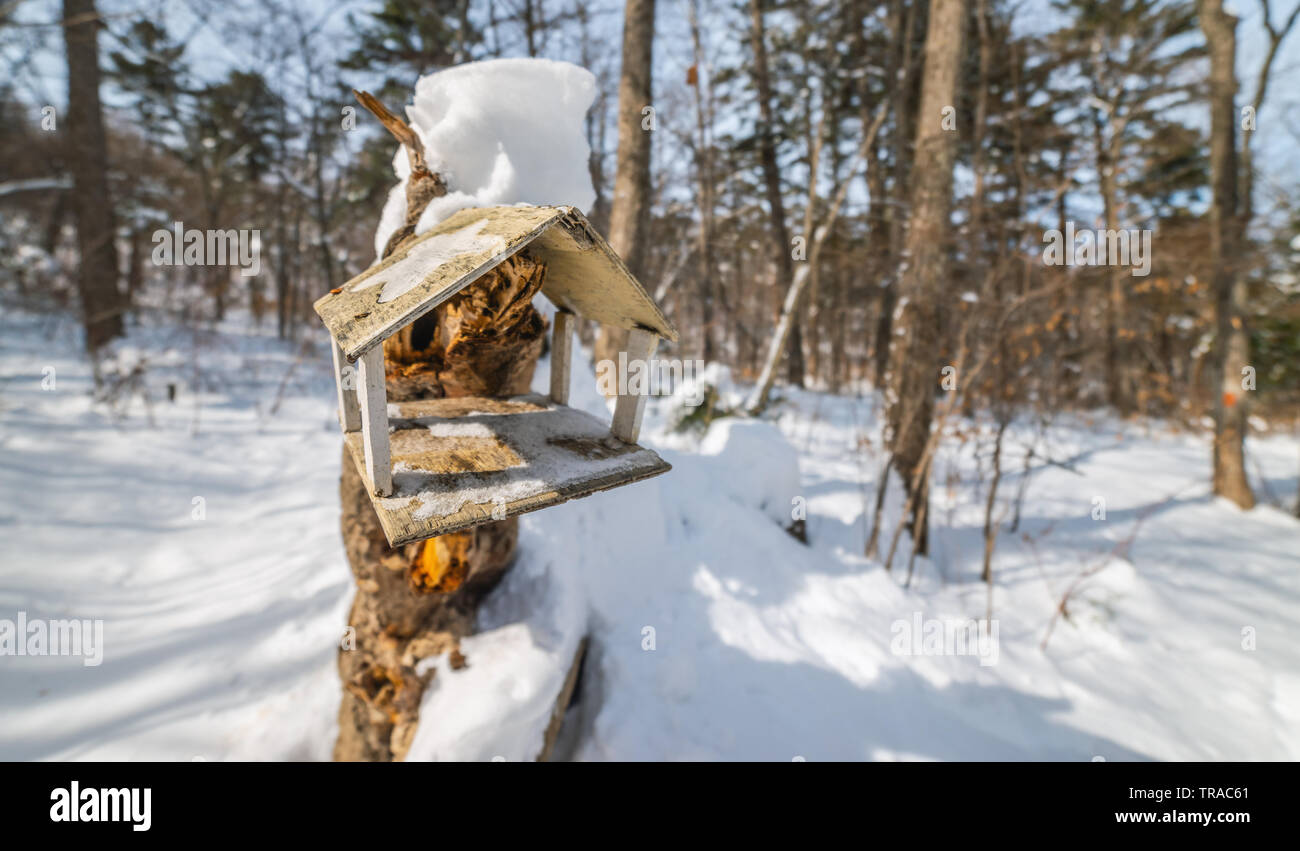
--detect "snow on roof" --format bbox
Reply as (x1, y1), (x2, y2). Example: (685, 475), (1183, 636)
(373, 58), (598, 259)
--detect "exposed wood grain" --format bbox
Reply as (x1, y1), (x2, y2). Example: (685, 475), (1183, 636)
(611, 327), (659, 444)
(549, 309), (575, 405)
(356, 346), (392, 496)
(392, 396), (547, 417)
(391, 430), (524, 473)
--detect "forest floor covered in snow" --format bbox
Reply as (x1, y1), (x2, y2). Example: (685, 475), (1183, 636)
(2, 304), (1298, 761)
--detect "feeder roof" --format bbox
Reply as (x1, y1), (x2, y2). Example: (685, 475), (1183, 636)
(315, 204), (678, 362)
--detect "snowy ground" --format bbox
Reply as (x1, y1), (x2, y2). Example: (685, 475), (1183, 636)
(1, 306), (1298, 761)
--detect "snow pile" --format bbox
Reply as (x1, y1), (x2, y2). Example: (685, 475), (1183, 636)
(374, 59), (597, 258)
(663, 362), (740, 420)
(698, 418), (801, 527)
(405, 521), (588, 761)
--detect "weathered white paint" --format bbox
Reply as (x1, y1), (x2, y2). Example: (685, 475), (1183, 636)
(611, 327), (658, 444)
(356, 346), (393, 496)
(331, 338), (361, 432)
(549, 309), (575, 405)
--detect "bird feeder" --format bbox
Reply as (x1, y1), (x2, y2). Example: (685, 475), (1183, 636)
(314, 204), (677, 547)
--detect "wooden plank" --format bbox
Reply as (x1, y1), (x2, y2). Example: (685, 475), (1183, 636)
(356, 346), (392, 496)
(314, 205), (678, 363)
(536, 636), (588, 762)
(343, 394), (672, 546)
(331, 339), (361, 432)
(611, 327), (659, 444)
(549, 309), (575, 405)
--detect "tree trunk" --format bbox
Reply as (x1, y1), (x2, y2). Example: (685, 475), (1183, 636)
(748, 0), (796, 385)
(882, 0), (966, 556)
(595, 0), (656, 370)
(1199, 0), (1255, 509)
(873, 0), (918, 386)
(63, 0), (123, 353)
(334, 98), (550, 762)
(1097, 129), (1131, 415)
(688, 0), (718, 364)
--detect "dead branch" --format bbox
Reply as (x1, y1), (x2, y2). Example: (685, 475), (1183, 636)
(353, 89), (429, 177)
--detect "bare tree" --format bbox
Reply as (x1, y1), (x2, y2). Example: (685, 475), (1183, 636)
(687, 0), (719, 362)
(881, 0), (967, 554)
(748, 0), (806, 387)
(595, 0), (656, 368)
(1239, 0), (1300, 220)
(63, 0), (124, 352)
(1199, 0), (1255, 508)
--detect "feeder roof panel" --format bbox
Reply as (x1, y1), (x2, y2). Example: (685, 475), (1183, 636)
(315, 205), (678, 361)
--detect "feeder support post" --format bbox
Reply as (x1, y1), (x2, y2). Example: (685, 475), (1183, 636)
(356, 345), (393, 496)
(611, 327), (658, 444)
(549, 309), (575, 406)
(332, 339), (362, 432)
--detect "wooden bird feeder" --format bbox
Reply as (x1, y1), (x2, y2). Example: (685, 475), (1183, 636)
(314, 204), (678, 547)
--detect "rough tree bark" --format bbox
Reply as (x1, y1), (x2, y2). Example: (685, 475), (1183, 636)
(881, 0), (966, 556)
(63, 0), (124, 352)
(1199, 0), (1255, 509)
(333, 93), (551, 761)
(594, 0), (656, 370)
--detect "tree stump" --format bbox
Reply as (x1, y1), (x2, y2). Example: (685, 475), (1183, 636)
(334, 92), (556, 761)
